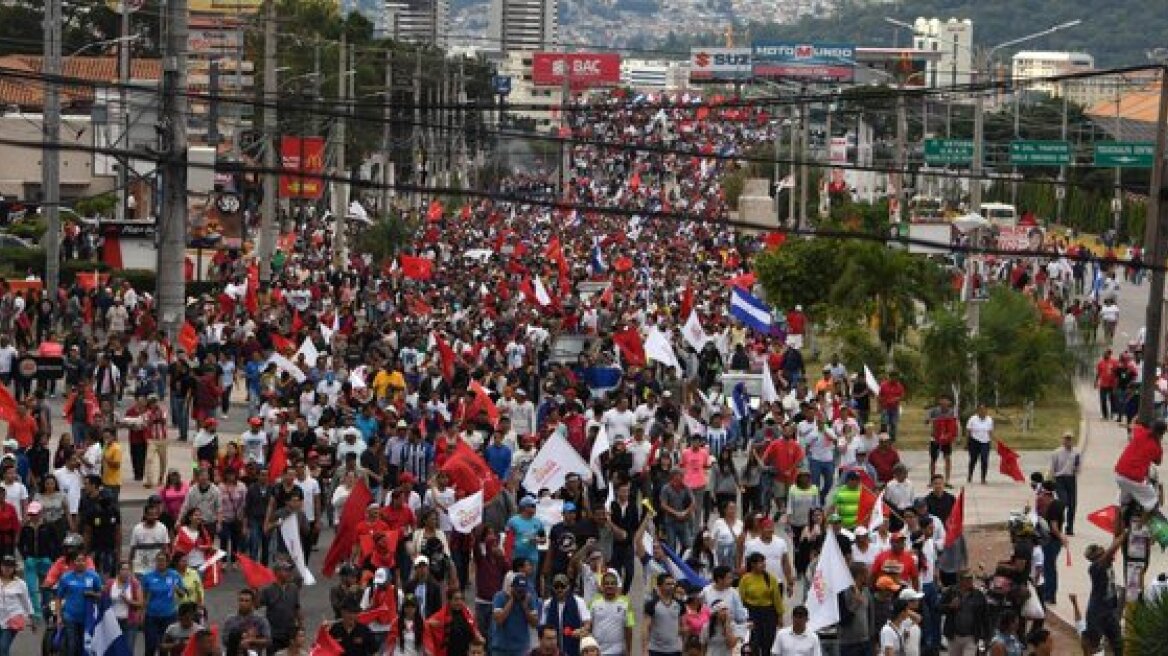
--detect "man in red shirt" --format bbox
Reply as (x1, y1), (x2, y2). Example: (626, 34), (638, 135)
(871, 532), (920, 590)
(878, 372), (906, 440)
(6, 402), (37, 450)
(1115, 420), (1165, 513)
(1094, 349), (1118, 421)
(867, 434), (902, 485)
(762, 429), (804, 515)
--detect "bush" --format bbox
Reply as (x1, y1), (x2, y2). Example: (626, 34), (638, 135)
(0, 246), (45, 277)
(73, 193), (117, 218)
(831, 323), (886, 376)
(60, 259), (111, 284)
(1126, 596), (1168, 655)
(5, 218), (47, 241)
(891, 346), (923, 400)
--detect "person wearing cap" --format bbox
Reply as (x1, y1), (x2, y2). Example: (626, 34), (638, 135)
(492, 573), (539, 655)
(241, 416), (269, 468)
(507, 496), (545, 570)
(1082, 529), (1127, 655)
(1049, 430), (1080, 535)
(872, 530), (920, 591)
(404, 554), (444, 619)
(940, 570), (990, 656)
(540, 572), (592, 656)
(0, 551), (31, 649)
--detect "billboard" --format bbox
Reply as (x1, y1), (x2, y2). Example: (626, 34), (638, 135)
(690, 47), (753, 82)
(279, 136), (327, 200)
(752, 42), (856, 81)
(996, 225), (1045, 252)
(531, 53), (621, 89)
(190, 0), (262, 13)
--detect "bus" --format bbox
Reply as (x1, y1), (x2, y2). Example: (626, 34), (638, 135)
(978, 202), (1018, 226)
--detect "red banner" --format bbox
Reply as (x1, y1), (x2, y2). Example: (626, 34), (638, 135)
(531, 53), (621, 89)
(279, 136), (326, 199)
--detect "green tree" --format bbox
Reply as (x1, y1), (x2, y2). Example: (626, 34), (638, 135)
(354, 215), (414, 263)
(754, 237), (843, 316)
(920, 306), (971, 401)
(972, 287), (1069, 405)
(1126, 597), (1168, 656)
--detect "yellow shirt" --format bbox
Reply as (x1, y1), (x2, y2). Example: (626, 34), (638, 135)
(372, 370), (406, 399)
(176, 567), (204, 606)
(102, 442), (122, 487)
(738, 571), (784, 615)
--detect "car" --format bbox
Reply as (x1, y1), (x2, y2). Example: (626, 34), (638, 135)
(0, 234), (35, 249)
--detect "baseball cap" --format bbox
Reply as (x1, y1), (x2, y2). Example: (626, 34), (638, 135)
(898, 588), (925, 601)
(579, 637), (600, 651)
(553, 573), (571, 587)
(414, 555), (430, 567)
(248, 417), (263, 427)
(562, 502), (577, 513)
(519, 496), (537, 509)
(875, 576), (901, 593)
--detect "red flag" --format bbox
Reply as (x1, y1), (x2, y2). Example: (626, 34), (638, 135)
(0, 384), (19, 424)
(1087, 505), (1119, 533)
(433, 332), (456, 382)
(408, 296), (433, 316)
(727, 272), (757, 289)
(291, 310), (304, 335)
(399, 255), (433, 281)
(268, 438), (288, 483)
(996, 440), (1025, 482)
(503, 528), (517, 562)
(629, 171), (642, 191)
(172, 527), (198, 556)
(459, 204), (472, 221)
(612, 256), (633, 273)
(764, 231), (787, 250)
(427, 199), (444, 222)
(696, 106), (710, 120)
(182, 624), (218, 656)
(236, 553), (277, 589)
(75, 272), (110, 291)
(310, 623), (344, 656)
(944, 488), (965, 548)
(856, 486), (879, 527)
(612, 327), (646, 367)
(271, 333), (295, 354)
(441, 441), (502, 502)
(679, 285), (694, 320)
(468, 380), (501, 426)
(245, 263), (260, 315)
(322, 479), (374, 577)
(202, 558), (223, 589)
(423, 604), (478, 656)
(598, 284), (614, 307)
(358, 586), (399, 625)
(179, 321), (198, 355)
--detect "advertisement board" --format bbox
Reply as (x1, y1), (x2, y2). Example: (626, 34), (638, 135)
(996, 225), (1045, 252)
(279, 136), (327, 200)
(690, 47), (753, 82)
(752, 42), (856, 81)
(189, 0), (262, 13)
(531, 53), (621, 89)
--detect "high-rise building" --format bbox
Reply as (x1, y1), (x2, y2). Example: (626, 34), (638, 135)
(912, 18), (973, 89)
(385, 0), (450, 47)
(1011, 51), (1094, 96)
(487, 0), (558, 55)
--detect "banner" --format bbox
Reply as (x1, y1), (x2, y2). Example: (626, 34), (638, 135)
(752, 42), (856, 81)
(996, 225), (1045, 252)
(448, 490), (484, 534)
(690, 47), (753, 82)
(279, 136), (326, 199)
(531, 53), (621, 89)
(280, 513), (315, 585)
(522, 433), (591, 493)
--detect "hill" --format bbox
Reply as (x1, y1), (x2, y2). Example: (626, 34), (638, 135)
(663, 0), (1168, 69)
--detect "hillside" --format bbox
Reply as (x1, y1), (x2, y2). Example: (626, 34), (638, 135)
(663, 0), (1168, 69)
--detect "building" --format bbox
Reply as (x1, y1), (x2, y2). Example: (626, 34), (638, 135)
(186, 16), (255, 146)
(495, 50), (561, 131)
(620, 58), (689, 91)
(487, 0), (558, 55)
(1011, 50), (1094, 97)
(385, 0), (450, 47)
(911, 18), (973, 88)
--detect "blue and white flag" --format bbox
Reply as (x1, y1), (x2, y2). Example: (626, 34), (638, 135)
(579, 365), (623, 396)
(731, 382), (750, 421)
(87, 596), (133, 656)
(590, 240), (607, 274)
(641, 530), (711, 589)
(729, 287), (773, 333)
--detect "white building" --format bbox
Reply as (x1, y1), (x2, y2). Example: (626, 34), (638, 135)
(1011, 50), (1095, 96)
(496, 50), (562, 132)
(911, 17), (973, 89)
(487, 0), (558, 55)
(620, 58), (689, 91)
(385, 0), (450, 47)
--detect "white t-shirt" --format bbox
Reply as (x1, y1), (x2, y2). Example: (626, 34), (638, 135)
(879, 622), (904, 656)
(1100, 304), (1120, 323)
(54, 467), (82, 514)
(711, 517), (743, 550)
(129, 521), (170, 575)
(627, 439), (653, 474)
(743, 535), (790, 581)
(1, 481), (28, 520)
(602, 408), (637, 442)
(772, 626), (823, 655)
(965, 415), (994, 444)
(0, 345), (17, 374)
(295, 476), (321, 522)
(852, 542), (879, 566)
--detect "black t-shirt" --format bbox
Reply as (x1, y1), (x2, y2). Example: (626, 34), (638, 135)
(269, 483), (299, 517)
(84, 502), (121, 550)
(329, 621), (377, 656)
(1087, 558), (1118, 616)
(1041, 499), (1067, 532)
(169, 368), (195, 398)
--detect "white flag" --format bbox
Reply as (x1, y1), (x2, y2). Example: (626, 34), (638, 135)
(645, 328), (682, 374)
(266, 353), (306, 383)
(280, 513), (316, 585)
(522, 433), (592, 493)
(590, 426), (611, 489)
(296, 337), (320, 367)
(448, 490), (484, 534)
(681, 310), (710, 352)
(805, 529), (854, 632)
(867, 490), (886, 531)
(761, 358), (780, 404)
(350, 365), (368, 389)
(864, 364), (881, 396)
(533, 277), (553, 307)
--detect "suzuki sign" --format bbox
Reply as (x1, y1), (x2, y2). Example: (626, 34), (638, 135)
(690, 47), (753, 82)
(531, 53), (621, 89)
(752, 41), (856, 81)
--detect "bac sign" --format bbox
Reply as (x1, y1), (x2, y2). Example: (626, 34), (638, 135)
(690, 47), (753, 82)
(531, 53), (621, 89)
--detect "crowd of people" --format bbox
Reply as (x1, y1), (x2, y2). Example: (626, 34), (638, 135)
(0, 88), (1157, 656)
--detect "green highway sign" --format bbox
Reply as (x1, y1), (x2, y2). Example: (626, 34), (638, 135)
(1094, 141), (1155, 168)
(1009, 140), (1071, 166)
(924, 138), (975, 166)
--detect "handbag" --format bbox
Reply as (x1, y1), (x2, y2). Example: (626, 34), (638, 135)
(5, 614), (26, 631)
(1021, 583), (1045, 620)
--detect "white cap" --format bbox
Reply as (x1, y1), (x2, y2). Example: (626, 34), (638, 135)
(898, 588), (924, 601)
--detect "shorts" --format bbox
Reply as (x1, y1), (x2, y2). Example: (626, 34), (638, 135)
(1116, 474), (1159, 511)
(929, 441), (953, 460)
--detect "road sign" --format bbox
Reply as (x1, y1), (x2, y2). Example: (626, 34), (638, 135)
(492, 75), (512, 96)
(1094, 141), (1155, 168)
(924, 139), (975, 166)
(1009, 140), (1071, 166)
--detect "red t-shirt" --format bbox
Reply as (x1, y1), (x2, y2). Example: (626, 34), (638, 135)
(872, 548), (919, 585)
(878, 381), (905, 410)
(1096, 358), (1118, 388)
(8, 413), (37, 449)
(763, 439), (805, 484)
(1115, 424), (1163, 481)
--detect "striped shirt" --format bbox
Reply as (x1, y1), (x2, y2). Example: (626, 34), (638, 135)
(706, 428), (730, 458)
(401, 441), (433, 482)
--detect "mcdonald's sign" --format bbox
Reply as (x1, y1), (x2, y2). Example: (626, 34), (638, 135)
(279, 136), (327, 199)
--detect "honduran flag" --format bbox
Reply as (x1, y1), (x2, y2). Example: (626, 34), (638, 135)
(729, 287), (773, 333)
(641, 530), (710, 589)
(590, 240), (607, 274)
(87, 596), (132, 656)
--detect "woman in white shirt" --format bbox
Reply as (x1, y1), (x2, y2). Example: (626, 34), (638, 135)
(0, 555), (33, 656)
(963, 405), (995, 485)
(710, 501), (743, 567)
(107, 561), (144, 653)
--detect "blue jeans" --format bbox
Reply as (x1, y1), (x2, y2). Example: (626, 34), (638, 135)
(170, 396), (190, 441)
(881, 407), (901, 439)
(809, 458), (835, 503)
(248, 522), (269, 564)
(967, 441), (991, 483)
(922, 581), (942, 650)
(63, 620), (87, 656)
(664, 521), (691, 553)
(144, 614), (175, 656)
(119, 619), (138, 656)
(0, 628), (16, 656)
(70, 421), (88, 448)
(23, 556), (51, 616)
(1042, 540), (1061, 603)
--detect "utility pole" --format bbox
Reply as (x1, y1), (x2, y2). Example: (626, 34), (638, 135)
(331, 37), (349, 267)
(42, 0), (62, 295)
(258, 0), (278, 284)
(381, 47), (393, 218)
(560, 75), (570, 198)
(1137, 65), (1168, 423)
(116, 1), (131, 222)
(1113, 86), (1124, 234)
(788, 103), (797, 226)
(896, 90), (907, 225)
(970, 56), (986, 214)
(798, 88), (810, 228)
(156, 0), (189, 340)
(822, 99), (833, 219)
(413, 49), (422, 210)
(773, 103), (783, 226)
(1057, 85), (1069, 223)
(1011, 82), (1021, 207)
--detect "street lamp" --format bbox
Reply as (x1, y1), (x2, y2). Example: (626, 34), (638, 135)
(970, 20), (1081, 213)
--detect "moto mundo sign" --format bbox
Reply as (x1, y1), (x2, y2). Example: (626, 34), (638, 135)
(532, 53), (622, 89)
(690, 47), (753, 82)
(752, 42), (856, 81)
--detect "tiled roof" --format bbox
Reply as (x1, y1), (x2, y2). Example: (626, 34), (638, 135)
(0, 55), (161, 112)
(1085, 82), (1163, 124)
